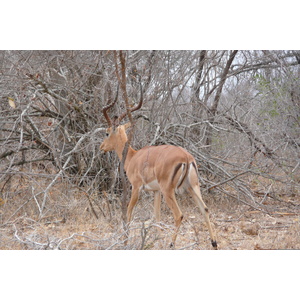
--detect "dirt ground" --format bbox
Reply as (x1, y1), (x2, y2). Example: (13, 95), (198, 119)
(1, 189), (300, 250)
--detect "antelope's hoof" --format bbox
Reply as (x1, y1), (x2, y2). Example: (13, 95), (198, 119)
(211, 240), (218, 250)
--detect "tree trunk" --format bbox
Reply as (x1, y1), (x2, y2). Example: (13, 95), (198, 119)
(204, 50), (238, 148)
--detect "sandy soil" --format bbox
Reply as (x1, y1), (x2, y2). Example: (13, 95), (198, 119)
(1, 191), (299, 250)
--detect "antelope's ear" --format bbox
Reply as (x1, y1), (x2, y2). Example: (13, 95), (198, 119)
(124, 122), (131, 130)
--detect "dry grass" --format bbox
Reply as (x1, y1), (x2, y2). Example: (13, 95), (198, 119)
(1, 175), (300, 250)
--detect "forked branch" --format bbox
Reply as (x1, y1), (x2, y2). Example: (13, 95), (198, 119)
(114, 50), (144, 125)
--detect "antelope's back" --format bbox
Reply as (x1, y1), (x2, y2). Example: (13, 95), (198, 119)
(127, 145), (197, 187)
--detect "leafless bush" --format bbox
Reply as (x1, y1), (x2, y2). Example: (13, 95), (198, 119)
(1, 51), (299, 249)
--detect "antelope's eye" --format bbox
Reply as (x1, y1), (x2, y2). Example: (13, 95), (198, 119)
(106, 132), (109, 137)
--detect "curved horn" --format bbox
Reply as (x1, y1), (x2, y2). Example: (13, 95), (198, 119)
(102, 84), (119, 127)
(130, 75), (143, 113)
(118, 75), (143, 123)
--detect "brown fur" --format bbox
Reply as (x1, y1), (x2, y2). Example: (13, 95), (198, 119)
(100, 123), (217, 249)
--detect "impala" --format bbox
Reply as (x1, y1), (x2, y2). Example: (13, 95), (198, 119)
(100, 88), (217, 249)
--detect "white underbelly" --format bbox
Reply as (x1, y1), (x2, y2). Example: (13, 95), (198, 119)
(143, 179), (160, 191)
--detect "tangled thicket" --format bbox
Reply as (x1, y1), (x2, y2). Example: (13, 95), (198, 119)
(0, 50), (299, 225)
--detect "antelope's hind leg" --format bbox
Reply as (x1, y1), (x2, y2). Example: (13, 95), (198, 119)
(161, 188), (183, 248)
(188, 186), (217, 249)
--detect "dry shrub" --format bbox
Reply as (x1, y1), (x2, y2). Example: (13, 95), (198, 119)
(1, 171), (299, 250)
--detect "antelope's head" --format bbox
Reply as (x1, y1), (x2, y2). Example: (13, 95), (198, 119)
(100, 80), (143, 155)
(100, 123), (131, 153)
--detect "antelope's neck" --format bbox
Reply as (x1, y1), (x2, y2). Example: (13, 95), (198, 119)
(115, 143), (136, 171)
(124, 146), (137, 171)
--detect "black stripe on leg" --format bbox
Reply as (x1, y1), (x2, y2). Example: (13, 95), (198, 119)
(191, 161), (198, 175)
(171, 163), (184, 184)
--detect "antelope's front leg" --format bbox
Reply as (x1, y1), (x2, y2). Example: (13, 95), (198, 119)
(153, 191), (161, 222)
(126, 187), (140, 223)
